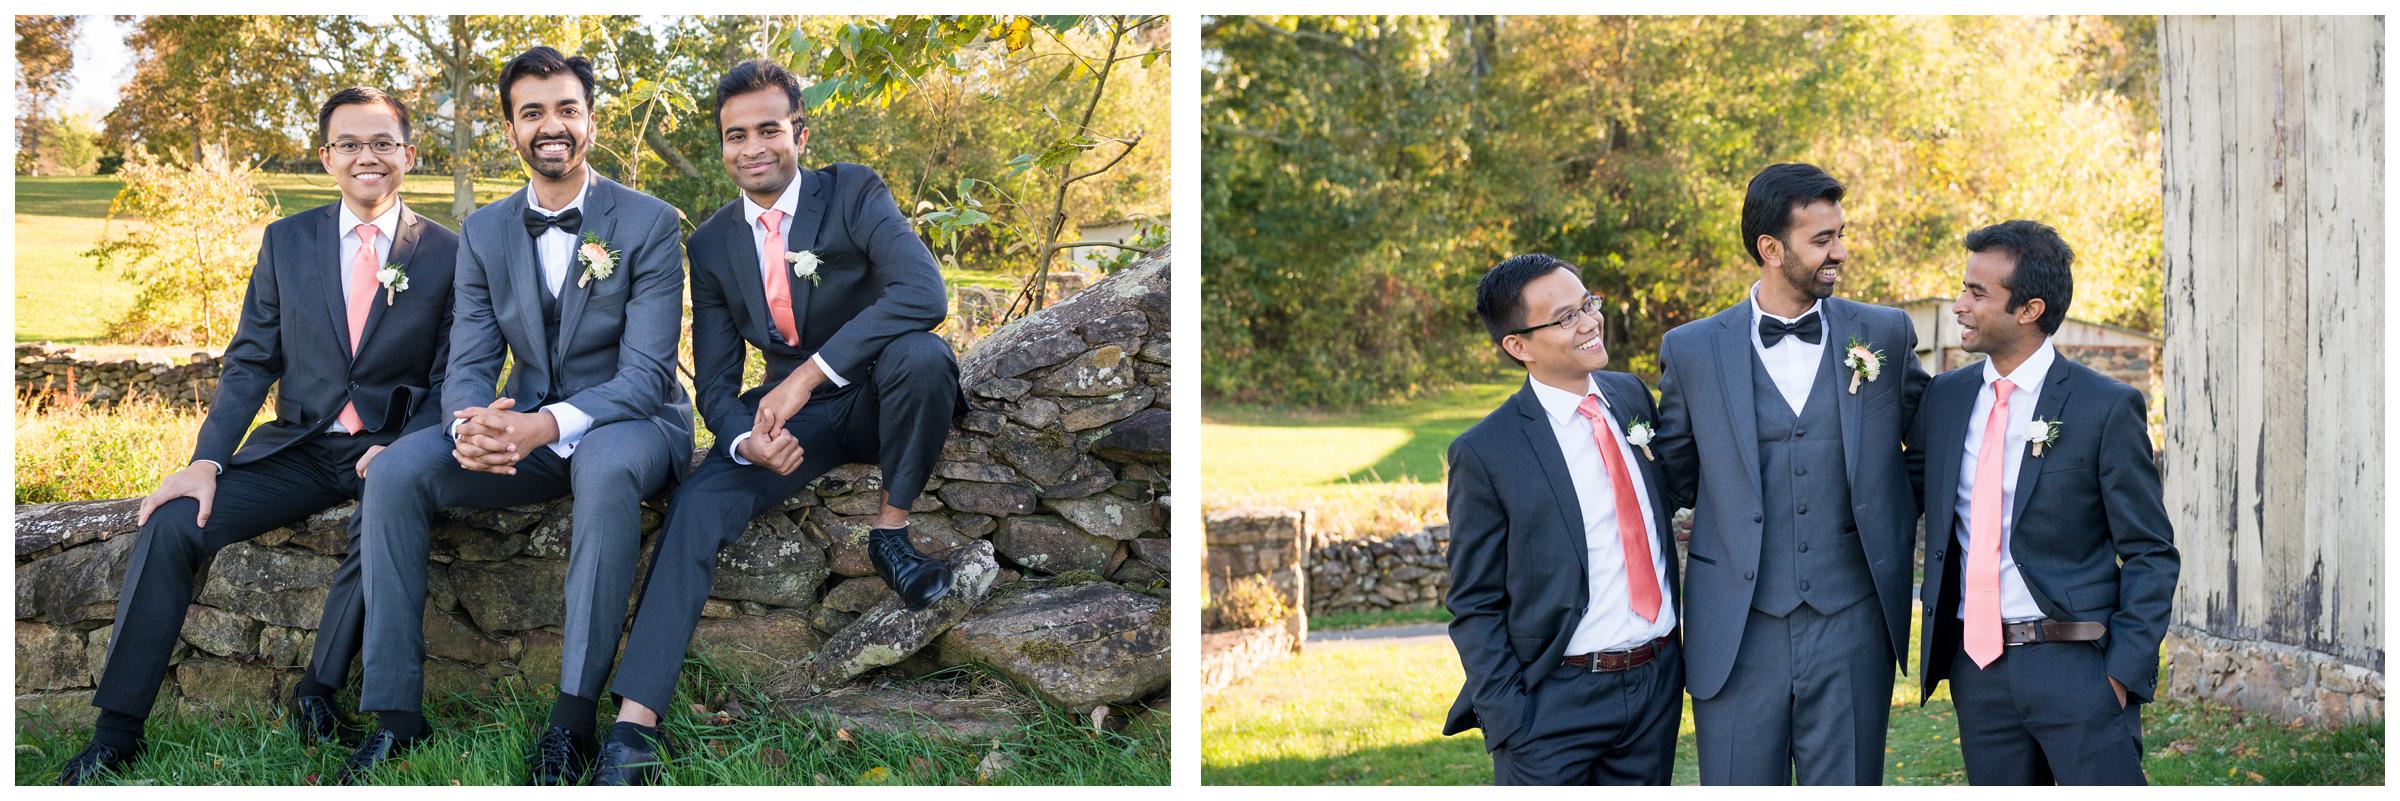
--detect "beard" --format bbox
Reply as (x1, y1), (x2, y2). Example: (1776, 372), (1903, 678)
(1779, 245), (1839, 300)
(520, 132), (583, 179)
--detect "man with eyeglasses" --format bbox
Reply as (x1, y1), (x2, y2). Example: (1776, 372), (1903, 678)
(58, 87), (460, 784)
(1442, 254), (1684, 785)
(1649, 163), (1930, 784)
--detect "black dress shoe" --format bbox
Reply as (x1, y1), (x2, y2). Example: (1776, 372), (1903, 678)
(337, 728), (416, 785)
(526, 725), (597, 786)
(57, 740), (141, 785)
(870, 527), (954, 610)
(590, 738), (666, 786)
(288, 693), (351, 745)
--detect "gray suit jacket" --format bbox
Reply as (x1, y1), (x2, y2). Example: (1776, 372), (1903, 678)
(1910, 355), (2178, 702)
(1443, 371), (1683, 750)
(1651, 296), (1930, 700)
(445, 173), (693, 458)
(196, 202), (459, 467)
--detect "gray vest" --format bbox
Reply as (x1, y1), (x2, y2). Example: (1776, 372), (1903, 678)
(533, 241), (565, 398)
(1749, 345), (1875, 617)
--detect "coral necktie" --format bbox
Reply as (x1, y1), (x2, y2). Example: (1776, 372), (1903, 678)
(759, 210), (798, 346)
(337, 223), (379, 435)
(1578, 394), (1661, 622)
(1964, 378), (2017, 668)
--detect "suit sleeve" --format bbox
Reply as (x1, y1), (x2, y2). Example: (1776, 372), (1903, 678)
(191, 235), (286, 467)
(1894, 312), (1933, 519)
(1443, 438), (1528, 745)
(555, 209), (686, 427)
(687, 229), (750, 445)
(812, 166), (948, 379)
(1651, 333), (1700, 509)
(2096, 387), (2179, 703)
(441, 223), (509, 426)
(405, 240), (456, 437)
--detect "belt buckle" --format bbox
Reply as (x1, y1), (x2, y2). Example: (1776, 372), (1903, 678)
(1586, 652), (1604, 673)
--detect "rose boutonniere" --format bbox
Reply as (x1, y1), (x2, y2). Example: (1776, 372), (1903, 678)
(1625, 418), (1657, 461)
(376, 263), (409, 306)
(2026, 418), (2063, 457)
(786, 250), (823, 286)
(1844, 335), (1884, 394)
(576, 232), (620, 288)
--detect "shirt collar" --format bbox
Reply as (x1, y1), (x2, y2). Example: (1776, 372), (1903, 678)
(1980, 337), (2059, 394)
(1748, 281), (1824, 326)
(740, 174), (805, 227)
(1529, 374), (1608, 427)
(526, 166), (593, 216)
(337, 201), (404, 242)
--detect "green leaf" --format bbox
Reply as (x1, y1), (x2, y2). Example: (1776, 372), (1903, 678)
(799, 78), (841, 112)
(956, 177), (975, 198)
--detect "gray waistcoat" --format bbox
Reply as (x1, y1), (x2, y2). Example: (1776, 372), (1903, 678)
(1749, 345), (1874, 617)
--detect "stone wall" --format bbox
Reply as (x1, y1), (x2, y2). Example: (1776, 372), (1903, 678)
(1308, 525), (1449, 616)
(1198, 509), (1305, 693)
(15, 343), (222, 407)
(2164, 627), (2385, 725)
(14, 246), (1173, 724)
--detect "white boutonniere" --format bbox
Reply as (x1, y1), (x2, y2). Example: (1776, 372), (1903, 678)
(1844, 335), (1884, 394)
(576, 231), (620, 288)
(1625, 418), (1657, 461)
(786, 250), (823, 286)
(2026, 418), (2063, 457)
(375, 263), (409, 306)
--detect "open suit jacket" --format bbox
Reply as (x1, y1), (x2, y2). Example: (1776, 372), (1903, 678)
(1650, 296), (1931, 700)
(195, 202), (459, 466)
(1909, 354), (2179, 702)
(445, 172), (693, 456)
(686, 162), (967, 439)
(1443, 371), (1683, 750)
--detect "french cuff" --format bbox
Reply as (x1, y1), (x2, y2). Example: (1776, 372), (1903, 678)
(812, 353), (850, 388)
(544, 402), (592, 458)
(193, 459), (225, 476)
(727, 431), (754, 465)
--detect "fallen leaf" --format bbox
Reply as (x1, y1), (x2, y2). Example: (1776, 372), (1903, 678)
(2245, 771), (2265, 783)
(976, 749), (1013, 783)
(861, 765), (892, 783)
(1090, 705), (1112, 731)
(835, 727), (854, 743)
(910, 756), (933, 773)
(763, 747), (789, 767)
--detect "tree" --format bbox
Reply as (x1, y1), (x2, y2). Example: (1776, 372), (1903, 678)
(15, 15), (79, 175)
(102, 16), (381, 164)
(84, 145), (274, 345)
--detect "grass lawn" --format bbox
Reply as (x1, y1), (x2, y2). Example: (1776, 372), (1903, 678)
(1310, 606), (1452, 632)
(1202, 381), (1515, 541)
(17, 659), (1167, 786)
(1201, 619), (2384, 785)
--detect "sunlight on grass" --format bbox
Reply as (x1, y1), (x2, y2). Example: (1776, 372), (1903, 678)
(1202, 382), (1516, 541)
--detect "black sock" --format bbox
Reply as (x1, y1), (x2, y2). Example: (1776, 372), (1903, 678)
(608, 721), (660, 749)
(376, 710), (428, 741)
(92, 710), (145, 753)
(292, 674), (337, 700)
(548, 694), (598, 739)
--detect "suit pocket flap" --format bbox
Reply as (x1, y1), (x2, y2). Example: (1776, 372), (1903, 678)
(2067, 580), (2119, 612)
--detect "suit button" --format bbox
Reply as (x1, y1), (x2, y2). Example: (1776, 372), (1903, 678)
(1744, 570), (1756, 581)
(1933, 549), (1946, 560)
(1796, 427), (1807, 437)
(1752, 513), (1763, 523)
(348, 381), (361, 391)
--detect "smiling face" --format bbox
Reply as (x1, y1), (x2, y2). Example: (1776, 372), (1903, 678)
(319, 101), (413, 212)
(1954, 248), (2041, 356)
(503, 71), (593, 181)
(1766, 199), (1848, 301)
(718, 87), (807, 207)
(1503, 267), (1610, 388)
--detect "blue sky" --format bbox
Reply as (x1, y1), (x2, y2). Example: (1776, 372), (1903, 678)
(62, 16), (132, 120)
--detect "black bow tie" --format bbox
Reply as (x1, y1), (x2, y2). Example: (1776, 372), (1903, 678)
(1758, 312), (1823, 348)
(523, 207), (582, 239)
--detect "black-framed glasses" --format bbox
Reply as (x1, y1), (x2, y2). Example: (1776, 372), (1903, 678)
(1511, 294), (1603, 336)
(325, 140), (406, 156)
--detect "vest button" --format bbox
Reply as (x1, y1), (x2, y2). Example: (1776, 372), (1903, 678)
(1800, 543), (1810, 553)
(1743, 570), (1756, 581)
(1796, 427), (1807, 437)
(1801, 580), (1813, 592)
(1797, 466), (1808, 476)
(1799, 505), (1809, 515)
(1752, 513), (1763, 523)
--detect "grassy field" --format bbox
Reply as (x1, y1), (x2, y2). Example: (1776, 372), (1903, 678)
(1310, 606), (1452, 632)
(17, 659), (1168, 786)
(1201, 621), (2385, 786)
(1202, 382), (1515, 541)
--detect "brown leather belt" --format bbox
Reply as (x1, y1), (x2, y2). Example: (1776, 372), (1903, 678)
(2003, 619), (2106, 645)
(1562, 635), (1673, 672)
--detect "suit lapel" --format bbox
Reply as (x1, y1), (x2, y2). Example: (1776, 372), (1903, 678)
(1595, 374), (1672, 559)
(1515, 383), (1592, 580)
(2008, 362), (2076, 526)
(308, 205), (355, 359)
(355, 204), (420, 353)
(496, 190), (551, 378)
(781, 169), (832, 336)
(724, 207), (774, 345)
(1711, 304), (1763, 496)
(1827, 300), (1864, 481)
(554, 174), (617, 365)
(1924, 372), (1975, 533)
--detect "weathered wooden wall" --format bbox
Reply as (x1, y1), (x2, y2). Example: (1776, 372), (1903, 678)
(2160, 15), (2383, 723)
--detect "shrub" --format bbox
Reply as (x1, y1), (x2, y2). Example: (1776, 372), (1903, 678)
(85, 144), (272, 346)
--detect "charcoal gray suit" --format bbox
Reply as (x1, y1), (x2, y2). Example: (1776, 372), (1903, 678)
(1651, 295), (1929, 784)
(1911, 351), (2177, 785)
(611, 163), (967, 715)
(96, 202), (457, 716)
(354, 172), (693, 713)
(1443, 371), (1685, 785)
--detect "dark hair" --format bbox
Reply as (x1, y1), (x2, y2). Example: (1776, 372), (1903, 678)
(317, 87), (411, 146)
(1475, 253), (1579, 366)
(1963, 220), (2075, 335)
(1741, 163), (1847, 265)
(498, 46), (596, 117)
(714, 59), (809, 134)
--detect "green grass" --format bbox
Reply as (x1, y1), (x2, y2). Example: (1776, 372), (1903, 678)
(1203, 381), (1514, 541)
(16, 659), (1166, 786)
(12, 394), (232, 504)
(1202, 617), (2383, 785)
(1310, 607), (1452, 632)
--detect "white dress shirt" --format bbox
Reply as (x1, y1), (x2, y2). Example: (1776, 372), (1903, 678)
(1529, 376), (1678, 654)
(727, 176), (852, 465)
(451, 169), (591, 458)
(1952, 338), (2058, 622)
(1748, 282), (1826, 415)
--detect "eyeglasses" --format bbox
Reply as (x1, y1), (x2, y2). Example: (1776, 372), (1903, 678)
(1511, 294), (1604, 336)
(325, 140), (406, 156)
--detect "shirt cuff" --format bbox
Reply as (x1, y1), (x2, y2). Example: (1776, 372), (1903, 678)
(447, 417), (464, 440)
(193, 459), (225, 476)
(544, 402), (592, 458)
(727, 431), (754, 465)
(812, 353), (849, 388)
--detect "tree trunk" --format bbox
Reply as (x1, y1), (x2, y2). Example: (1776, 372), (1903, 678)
(448, 15), (476, 223)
